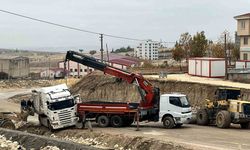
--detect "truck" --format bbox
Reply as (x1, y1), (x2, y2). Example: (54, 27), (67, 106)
(28, 84), (79, 130)
(65, 51), (192, 128)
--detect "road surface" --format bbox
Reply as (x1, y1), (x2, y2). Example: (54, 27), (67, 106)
(94, 123), (250, 150)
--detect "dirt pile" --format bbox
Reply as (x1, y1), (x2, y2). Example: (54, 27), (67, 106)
(0, 78), (79, 89)
(71, 74), (250, 107)
(71, 74), (140, 102)
(8, 93), (32, 103)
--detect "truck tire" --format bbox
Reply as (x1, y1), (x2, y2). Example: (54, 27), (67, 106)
(111, 115), (123, 127)
(97, 115), (109, 127)
(0, 120), (15, 130)
(216, 110), (231, 128)
(163, 116), (175, 129)
(47, 120), (54, 132)
(196, 109), (209, 125)
(240, 122), (250, 129)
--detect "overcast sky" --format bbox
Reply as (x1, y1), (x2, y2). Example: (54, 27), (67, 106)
(0, 0), (249, 52)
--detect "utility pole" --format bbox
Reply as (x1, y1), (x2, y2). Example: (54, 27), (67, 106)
(100, 34), (104, 62)
(224, 33), (228, 80)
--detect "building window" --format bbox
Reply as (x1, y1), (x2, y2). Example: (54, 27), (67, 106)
(80, 69), (83, 72)
(70, 69), (73, 72)
(244, 37), (248, 45)
(243, 53), (248, 60)
(84, 69), (87, 72)
(241, 20), (246, 29)
(75, 69), (77, 72)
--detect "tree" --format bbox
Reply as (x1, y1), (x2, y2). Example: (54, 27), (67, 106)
(113, 46), (134, 53)
(89, 50), (96, 55)
(172, 42), (185, 62)
(179, 32), (192, 62)
(231, 46), (240, 61)
(211, 43), (224, 58)
(213, 31), (239, 63)
(190, 31), (208, 57)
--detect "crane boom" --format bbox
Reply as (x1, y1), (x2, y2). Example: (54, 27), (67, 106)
(65, 51), (160, 110)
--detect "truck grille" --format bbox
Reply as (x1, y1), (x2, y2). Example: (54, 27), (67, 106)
(58, 110), (72, 125)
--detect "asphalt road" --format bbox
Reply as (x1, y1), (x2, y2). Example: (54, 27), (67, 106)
(91, 122), (250, 150)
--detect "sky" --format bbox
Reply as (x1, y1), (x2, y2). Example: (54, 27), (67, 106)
(0, 0), (249, 52)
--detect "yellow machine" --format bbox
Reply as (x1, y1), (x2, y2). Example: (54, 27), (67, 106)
(197, 87), (250, 128)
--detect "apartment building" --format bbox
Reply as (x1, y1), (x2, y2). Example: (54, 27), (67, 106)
(134, 40), (159, 60)
(234, 13), (250, 60)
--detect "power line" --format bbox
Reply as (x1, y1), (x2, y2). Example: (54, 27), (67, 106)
(0, 9), (175, 43)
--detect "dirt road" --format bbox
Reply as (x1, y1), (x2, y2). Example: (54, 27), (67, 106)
(0, 89), (30, 112)
(146, 74), (250, 89)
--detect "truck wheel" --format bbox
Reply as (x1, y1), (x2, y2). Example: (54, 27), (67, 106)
(196, 109), (209, 125)
(0, 120), (15, 130)
(111, 115), (123, 127)
(240, 122), (250, 129)
(97, 115), (109, 127)
(163, 116), (175, 129)
(47, 120), (54, 132)
(216, 111), (231, 128)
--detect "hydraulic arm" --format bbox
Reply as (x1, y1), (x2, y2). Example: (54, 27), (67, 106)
(65, 51), (160, 110)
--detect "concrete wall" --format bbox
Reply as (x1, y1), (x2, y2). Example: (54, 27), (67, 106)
(9, 57), (30, 78)
(0, 57), (29, 79)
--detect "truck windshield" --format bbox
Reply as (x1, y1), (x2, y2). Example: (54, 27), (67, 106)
(48, 99), (75, 110)
(169, 96), (190, 108)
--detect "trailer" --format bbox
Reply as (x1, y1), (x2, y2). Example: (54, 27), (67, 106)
(77, 102), (138, 127)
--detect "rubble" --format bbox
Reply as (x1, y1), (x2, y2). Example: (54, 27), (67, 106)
(0, 135), (24, 150)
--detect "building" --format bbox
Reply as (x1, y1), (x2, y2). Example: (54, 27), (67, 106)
(58, 60), (94, 78)
(92, 52), (139, 70)
(158, 47), (172, 60)
(0, 56), (29, 79)
(134, 40), (160, 60)
(40, 68), (66, 79)
(234, 13), (250, 60)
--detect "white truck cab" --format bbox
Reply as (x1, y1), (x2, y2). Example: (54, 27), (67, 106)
(32, 84), (79, 130)
(159, 93), (192, 128)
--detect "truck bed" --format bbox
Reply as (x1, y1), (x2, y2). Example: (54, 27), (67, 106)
(77, 101), (139, 113)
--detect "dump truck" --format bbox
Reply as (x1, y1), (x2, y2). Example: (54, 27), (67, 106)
(66, 51), (192, 128)
(24, 84), (79, 130)
(196, 87), (250, 128)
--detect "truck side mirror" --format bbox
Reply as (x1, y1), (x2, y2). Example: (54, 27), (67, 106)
(74, 94), (81, 104)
